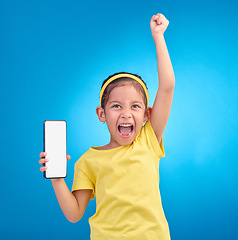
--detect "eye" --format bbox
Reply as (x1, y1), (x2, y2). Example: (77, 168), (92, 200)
(112, 104), (121, 108)
(132, 104), (140, 109)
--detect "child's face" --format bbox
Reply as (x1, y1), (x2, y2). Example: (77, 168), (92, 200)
(97, 83), (150, 148)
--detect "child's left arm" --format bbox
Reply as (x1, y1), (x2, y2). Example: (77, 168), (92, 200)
(149, 13), (175, 144)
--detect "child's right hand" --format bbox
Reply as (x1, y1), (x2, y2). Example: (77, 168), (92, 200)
(39, 152), (71, 172)
(150, 13), (169, 39)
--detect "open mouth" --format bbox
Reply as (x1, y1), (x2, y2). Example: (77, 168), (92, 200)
(118, 124), (134, 138)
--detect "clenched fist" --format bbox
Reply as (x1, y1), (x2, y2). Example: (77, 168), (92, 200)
(150, 13), (169, 39)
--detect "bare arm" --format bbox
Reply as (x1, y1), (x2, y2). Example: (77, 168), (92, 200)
(51, 179), (92, 223)
(150, 14), (175, 144)
(39, 152), (92, 223)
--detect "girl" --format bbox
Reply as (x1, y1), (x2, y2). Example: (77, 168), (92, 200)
(39, 13), (175, 240)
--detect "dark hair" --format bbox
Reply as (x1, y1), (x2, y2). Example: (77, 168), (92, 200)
(100, 72), (148, 109)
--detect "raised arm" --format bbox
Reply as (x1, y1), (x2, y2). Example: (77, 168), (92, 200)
(149, 13), (175, 144)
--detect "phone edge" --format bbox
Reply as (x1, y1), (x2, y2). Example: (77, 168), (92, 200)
(43, 120), (67, 179)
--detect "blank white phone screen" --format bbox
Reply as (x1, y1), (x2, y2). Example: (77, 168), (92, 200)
(44, 121), (67, 179)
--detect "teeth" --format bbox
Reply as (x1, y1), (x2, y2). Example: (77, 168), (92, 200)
(120, 124), (132, 127)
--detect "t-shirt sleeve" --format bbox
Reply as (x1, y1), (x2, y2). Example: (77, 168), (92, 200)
(140, 120), (165, 159)
(72, 158), (95, 200)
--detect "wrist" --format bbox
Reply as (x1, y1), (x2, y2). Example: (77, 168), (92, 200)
(153, 33), (165, 42)
(51, 178), (64, 183)
(153, 34), (166, 47)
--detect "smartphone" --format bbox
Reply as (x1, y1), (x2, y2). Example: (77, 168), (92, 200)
(43, 120), (67, 179)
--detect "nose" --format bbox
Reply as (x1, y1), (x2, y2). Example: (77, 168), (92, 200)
(121, 109), (132, 119)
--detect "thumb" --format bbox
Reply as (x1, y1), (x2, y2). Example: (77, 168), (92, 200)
(150, 15), (159, 28)
(152, 15), (159, 20)
(151, 15), (158, 23)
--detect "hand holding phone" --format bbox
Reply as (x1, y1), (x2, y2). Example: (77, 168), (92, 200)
(39, 152), (71, 173)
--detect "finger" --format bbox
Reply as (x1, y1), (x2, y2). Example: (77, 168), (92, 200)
(153, 14), (159, 20)
(40, 152), (47, 158)
(156, 13), (166, 21)
(159, 14), (169, 23)
(39, 158), (49, 165)
(150, 16), (158, 29)
(157, 13), (165, 19)
(154, 14), (161, 24)
(66, 155), (71, 161)
(151, 15), (159, 23)
(156, 18), (162, 25)
(156, 16), (168, 26)
(40, 166), (47, 172)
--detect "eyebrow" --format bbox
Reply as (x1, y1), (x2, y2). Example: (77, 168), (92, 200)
(108, 100), (144, 105)
(108, 101), (121, 104)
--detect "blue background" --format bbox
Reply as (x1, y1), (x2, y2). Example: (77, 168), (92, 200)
(1, 0), (237, 239)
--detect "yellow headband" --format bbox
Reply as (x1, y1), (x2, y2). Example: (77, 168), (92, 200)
(100, 73), (149, 106)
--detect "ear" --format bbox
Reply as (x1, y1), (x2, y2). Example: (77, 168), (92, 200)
(144, 106), (152, 122)
(96, 106), (106, 123)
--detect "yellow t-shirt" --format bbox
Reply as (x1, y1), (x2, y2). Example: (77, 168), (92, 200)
(72, 120), (170, 240)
